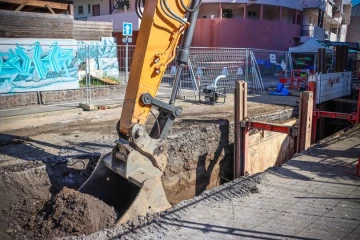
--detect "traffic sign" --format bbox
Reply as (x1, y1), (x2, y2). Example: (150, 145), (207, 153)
(123, 22), (133, 36)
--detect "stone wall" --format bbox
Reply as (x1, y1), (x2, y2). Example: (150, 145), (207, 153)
(0, 85), (126, 109)
(0, 92), (39, 109)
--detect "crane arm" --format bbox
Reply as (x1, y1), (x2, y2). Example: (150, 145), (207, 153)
(80, 0), (202, 226)
(119, 0), (200, 138)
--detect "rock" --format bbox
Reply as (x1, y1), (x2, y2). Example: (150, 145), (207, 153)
(16, 224), (22, 231)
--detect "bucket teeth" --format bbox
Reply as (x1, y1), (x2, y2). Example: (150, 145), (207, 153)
(79, 128), (171, 225)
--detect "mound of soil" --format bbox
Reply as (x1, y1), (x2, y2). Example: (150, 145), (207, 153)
(28, 187), (118, 239)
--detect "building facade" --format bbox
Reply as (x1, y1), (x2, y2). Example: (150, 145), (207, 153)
(347, 4), (360, 43)
(302, 0), (353, 43)
(73, 0), (353, 50)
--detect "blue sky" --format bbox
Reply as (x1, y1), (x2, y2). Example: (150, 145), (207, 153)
(353, 0), (360, 5)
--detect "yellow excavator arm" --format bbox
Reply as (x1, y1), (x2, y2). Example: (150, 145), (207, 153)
(120, 0), (188, 135)
(80, 0), (202, 225)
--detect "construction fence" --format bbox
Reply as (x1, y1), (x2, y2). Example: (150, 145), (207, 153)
(0, 43), (316, 103)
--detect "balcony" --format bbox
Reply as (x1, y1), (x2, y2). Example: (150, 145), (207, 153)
(300, 25), (325, 42)
(325, 31), (338, 41)
(191, 18), (301, 50)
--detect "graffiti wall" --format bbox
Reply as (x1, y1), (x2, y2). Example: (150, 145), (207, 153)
(0, 37), (120, 94)
(77, 37), (120, 81)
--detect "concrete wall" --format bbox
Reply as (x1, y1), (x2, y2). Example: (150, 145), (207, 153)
(347, 16), (360, 42)
(40, 85), (125, 105)
(191, 18), (301, 50)
(263, 5), (281, 21)
(0, 92), (39, 109)
(282, 7), (296, 23)
(0, 85), (126, 109)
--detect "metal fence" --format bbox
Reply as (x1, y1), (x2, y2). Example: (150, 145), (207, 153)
(250, 49), (291, 89)
(1, 43), (319, 101)
(188, 47), (248, 93)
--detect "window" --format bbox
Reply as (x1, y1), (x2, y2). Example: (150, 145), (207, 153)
(248, 11), (256, 18)
(78, 5), (83, 14)
(88, 4), (91, 14)
(117, 0), (130, 10)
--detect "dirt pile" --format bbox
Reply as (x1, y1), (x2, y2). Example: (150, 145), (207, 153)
(27, 187), (118, 239)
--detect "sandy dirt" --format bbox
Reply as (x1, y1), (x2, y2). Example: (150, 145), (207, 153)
(0, 94), (299, 239)
(27, 187), (117, 239)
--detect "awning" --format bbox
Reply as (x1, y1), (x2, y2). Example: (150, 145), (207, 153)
(289, 37), (334, 54)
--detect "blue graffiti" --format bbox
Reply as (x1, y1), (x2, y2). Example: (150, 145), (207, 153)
(30, 42), (47, 79)
(0, 42), (77, 80)
(0, 41), (78, 93)
(0, 37), (120, 93)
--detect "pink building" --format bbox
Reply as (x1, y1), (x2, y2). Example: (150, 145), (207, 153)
(192, 0), (303, 50)
(79, 0), (353, 50)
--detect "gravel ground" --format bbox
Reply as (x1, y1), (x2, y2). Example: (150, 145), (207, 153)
(0, 94), (300, 239)
(63, 124), (360, 240)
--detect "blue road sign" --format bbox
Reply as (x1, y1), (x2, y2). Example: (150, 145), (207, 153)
(123, 22), (133, 37)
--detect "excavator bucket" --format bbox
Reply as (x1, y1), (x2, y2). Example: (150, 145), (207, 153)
(79, 140), (171, 225)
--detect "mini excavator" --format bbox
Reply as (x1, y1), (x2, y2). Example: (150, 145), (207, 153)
(79, 0), (202, 225)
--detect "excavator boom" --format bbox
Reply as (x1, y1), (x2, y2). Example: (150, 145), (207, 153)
(80, 0), (201, 225)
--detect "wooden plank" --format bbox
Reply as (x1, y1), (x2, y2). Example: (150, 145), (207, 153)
(15, 4), (26, 11)
(45, 4), (56, 14)
(0, 19), (74, 25)
(0, 0), (68, 10)
(297, 91), (313, 153)
(234, 81), (241, 179)
(68, 4), (74, 16)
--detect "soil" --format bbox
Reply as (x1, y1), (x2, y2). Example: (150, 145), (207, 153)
(0, 94), (299, 239)
(26, 187), (117, 239)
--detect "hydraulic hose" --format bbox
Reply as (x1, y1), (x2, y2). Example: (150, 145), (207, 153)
(161, 0), (186, 25)
(135, 0), (142, 19)
(169, 0), (201, 105)
(180, 0), (202, 12)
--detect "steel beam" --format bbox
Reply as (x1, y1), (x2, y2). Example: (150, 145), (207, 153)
(243, 121), (297, 136)
(234, 81), (248, 179)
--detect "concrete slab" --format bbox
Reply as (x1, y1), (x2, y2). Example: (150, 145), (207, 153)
(79, 103), (95, 111)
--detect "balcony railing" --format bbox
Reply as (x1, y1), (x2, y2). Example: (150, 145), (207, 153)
(301, 25), (325, 41)
(325, 31), (337, 41)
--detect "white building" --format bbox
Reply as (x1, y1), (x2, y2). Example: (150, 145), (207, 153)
(302, 0), (353, 43)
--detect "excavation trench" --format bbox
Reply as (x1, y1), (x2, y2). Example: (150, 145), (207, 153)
(0, 108), (298, 240)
